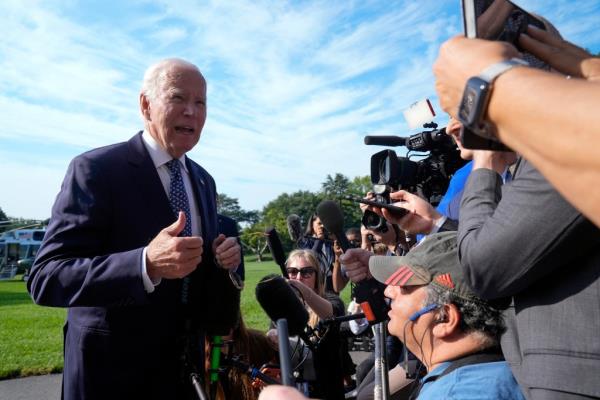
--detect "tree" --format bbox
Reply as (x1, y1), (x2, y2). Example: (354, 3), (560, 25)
(216, 193), (259, 226)
(321, 173), (350, 204)
(0, 207), (7, 221)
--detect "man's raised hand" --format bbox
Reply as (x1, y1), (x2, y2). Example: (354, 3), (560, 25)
(146, 212), (203, 280)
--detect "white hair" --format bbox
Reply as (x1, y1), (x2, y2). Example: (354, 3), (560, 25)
(140, 58), (202, 101)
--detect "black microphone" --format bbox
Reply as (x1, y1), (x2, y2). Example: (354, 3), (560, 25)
(265, 227), (287, 277)
(316, 200), (351, 252)
(363, 135), (408, 147)
(255, 275), (312, 341)
(317, 200), (390, 325)
(286, 214), (303, 243)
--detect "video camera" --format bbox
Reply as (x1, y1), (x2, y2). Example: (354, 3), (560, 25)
(361, 121), (466, 232)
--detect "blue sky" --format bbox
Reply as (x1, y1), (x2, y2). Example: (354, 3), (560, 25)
(1, 0), (600, 219)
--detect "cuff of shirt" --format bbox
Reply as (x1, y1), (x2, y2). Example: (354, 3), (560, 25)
(430, 215), (448, 234)
(141, 247), (161, 293)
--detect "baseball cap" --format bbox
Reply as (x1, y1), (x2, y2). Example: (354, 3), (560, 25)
(369, 232), (480, 302)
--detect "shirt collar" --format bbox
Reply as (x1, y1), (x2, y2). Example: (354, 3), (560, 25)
(142, 130), (189, 173)
(421, 362), (452, 383)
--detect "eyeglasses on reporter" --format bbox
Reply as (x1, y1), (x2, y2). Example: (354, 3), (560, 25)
(286, 267), (317, 278)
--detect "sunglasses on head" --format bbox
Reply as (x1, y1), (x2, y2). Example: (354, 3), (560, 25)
(286, 267), (317, 278)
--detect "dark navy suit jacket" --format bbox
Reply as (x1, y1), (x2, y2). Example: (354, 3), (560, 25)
(28, 132), (239, 400)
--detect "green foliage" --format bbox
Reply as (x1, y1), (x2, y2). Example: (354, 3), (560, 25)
(320, 173), (371, 231)
(0, 207), (7, 221)
(217, 193), (260, 226)
(260, 190), (325, 250)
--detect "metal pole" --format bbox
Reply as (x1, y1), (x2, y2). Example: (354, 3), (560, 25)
(372, 322), (390, 400)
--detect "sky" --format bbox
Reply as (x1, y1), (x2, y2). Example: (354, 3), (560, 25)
(1, 0), (600, 220)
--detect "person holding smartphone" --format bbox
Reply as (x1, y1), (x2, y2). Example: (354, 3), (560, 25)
(433, 14), (600, 399)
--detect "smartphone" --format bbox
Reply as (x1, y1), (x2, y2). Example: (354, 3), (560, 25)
(350, 197), (408, 218)
(460, 0), (548, 150)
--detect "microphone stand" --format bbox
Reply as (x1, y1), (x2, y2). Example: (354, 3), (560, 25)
(373, 322), (390, 400)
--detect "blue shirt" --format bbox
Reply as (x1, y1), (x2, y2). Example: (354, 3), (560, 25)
(418, 360), (525, 400)
(436, 161), (473, 219)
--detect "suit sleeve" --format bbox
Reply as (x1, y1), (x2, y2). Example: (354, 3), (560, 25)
(28, 155), (149, 308)
(457, 160), (599, 299)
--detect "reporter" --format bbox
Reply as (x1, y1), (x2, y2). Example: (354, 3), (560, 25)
(433, 32), (600, 228)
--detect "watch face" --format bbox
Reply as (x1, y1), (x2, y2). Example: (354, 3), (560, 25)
(458, 77), (489, 128)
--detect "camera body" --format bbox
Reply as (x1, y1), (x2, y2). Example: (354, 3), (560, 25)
(363, 124), (466, 232)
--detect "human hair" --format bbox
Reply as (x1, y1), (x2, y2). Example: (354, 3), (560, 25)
(286, 249), (325, 328)
(305, 213), (319, 237)
(345, 227), (360, 237)
(207, 315), (277, 400)
(424, 286), (505, 349)
(141, 58), (202, 101)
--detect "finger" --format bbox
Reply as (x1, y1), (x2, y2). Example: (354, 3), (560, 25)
(164, 211), (186, 237)
(178, 236), (204, 249)
(212, 234), (226, 252)
(389, 190), (409, 201)
(215, 237), (237, 254)
(526, 25), (590, 58)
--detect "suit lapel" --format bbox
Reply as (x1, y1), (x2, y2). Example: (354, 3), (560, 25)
(127, 132), (174, 233)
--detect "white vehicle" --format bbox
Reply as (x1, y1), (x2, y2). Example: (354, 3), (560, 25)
(0, 228), (45, 280)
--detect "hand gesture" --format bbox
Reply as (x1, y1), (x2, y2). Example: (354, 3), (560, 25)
(519, 25), (600, 82)
(340, 248), (372, 283)
(381, 190), (442, 235)
(146, 212), (203, 280)
(212, 234), (242, 270)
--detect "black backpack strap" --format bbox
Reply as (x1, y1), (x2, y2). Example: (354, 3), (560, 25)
(408, 348), (504, 399)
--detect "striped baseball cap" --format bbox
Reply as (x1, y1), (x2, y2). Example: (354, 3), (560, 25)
(369, 232), (479, 302)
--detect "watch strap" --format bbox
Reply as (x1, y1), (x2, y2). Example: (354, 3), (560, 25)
(479, 57), (529, 83)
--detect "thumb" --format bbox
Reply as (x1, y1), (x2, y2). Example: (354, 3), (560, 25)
(164, 211), (186, 236)
(212, 233), (226, 252)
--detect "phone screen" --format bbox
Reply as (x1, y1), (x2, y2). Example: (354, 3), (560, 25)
(459, 0), (549, 150)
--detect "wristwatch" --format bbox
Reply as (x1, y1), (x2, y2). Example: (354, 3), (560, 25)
(458, 57), (528, 136)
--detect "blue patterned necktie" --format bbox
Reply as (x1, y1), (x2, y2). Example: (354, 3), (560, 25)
(167, 159), (192, 237)
(167, 159), (193, 305)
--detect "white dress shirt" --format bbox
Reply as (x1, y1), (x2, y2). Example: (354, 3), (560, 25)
(140, 130), (202, 292)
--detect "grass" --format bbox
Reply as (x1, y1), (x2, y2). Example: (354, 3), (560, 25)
(0, 256), (352, 380)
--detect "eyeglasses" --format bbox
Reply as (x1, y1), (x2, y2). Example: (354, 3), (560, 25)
(286, 267), (317, 278)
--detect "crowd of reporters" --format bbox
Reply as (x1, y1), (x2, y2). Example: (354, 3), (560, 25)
(255, 9), (600, 400)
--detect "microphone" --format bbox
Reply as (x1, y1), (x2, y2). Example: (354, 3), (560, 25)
(286, 214), (304, 243)
(316, 200), (351, 252)
(265, 227), (287, 277)
(363, 135), (408, 147)
(255, 275), (309, 336)
(316, 200), (390, 324)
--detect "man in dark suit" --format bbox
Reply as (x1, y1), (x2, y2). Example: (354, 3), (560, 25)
(28, 58), (241, 400)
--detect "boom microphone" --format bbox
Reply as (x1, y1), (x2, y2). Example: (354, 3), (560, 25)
(255, 275), (309, 337)
(363, 135), (408, 147)
(286, 214), (304, 243)
(265, 227), (287, 277)
(316, 200), (351, 252)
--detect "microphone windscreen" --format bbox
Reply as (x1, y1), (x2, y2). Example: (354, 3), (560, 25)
(286, 214), (303, 242)
(255, 275), (309, 336)
(316, 200), (351, 252)
(265, 227), (287, 274)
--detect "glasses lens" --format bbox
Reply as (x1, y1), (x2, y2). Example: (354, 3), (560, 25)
(286, 268), (299, 276)
(300, 268), (316, 278)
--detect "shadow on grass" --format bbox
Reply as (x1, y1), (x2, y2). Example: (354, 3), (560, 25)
(0, 290), (34, 307)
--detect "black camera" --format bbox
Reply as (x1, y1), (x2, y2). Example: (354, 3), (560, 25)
(362, 123), (467, 230)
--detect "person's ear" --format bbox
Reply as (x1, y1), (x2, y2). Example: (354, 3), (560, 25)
(140, 93), (151, 121)
(431, 303), (460, 338)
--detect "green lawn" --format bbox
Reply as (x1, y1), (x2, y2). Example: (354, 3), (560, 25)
(0, 257), (351, 379)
